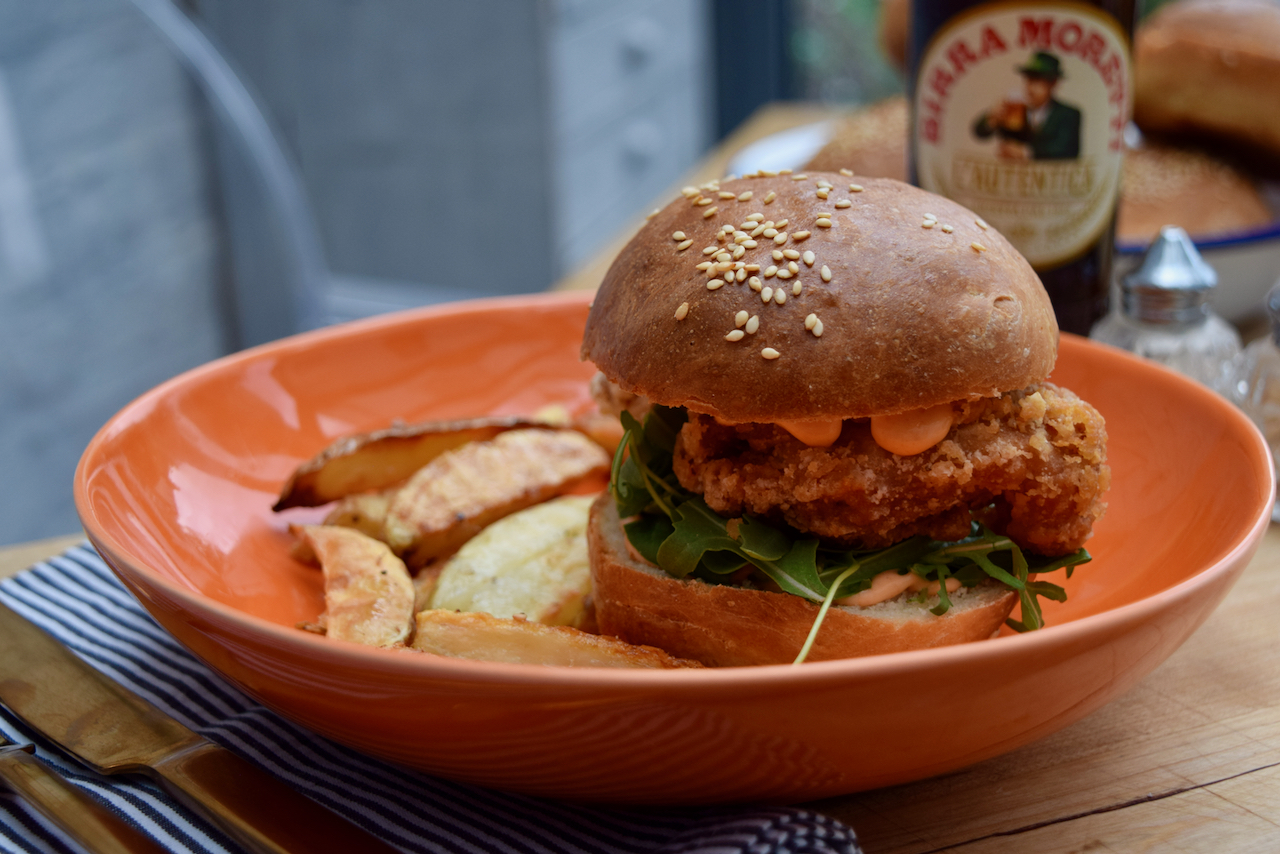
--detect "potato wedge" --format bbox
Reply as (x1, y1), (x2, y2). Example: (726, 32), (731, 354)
(429, 495), (593, 626)
(322, 490), (394, 539)
(383, 428), (610, 568)
(410, 611), (701, 668)
(274, 416), (544, 510)
(291, 524), (415, 648)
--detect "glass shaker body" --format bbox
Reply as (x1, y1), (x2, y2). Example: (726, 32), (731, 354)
(1091, 310), (1241, 396)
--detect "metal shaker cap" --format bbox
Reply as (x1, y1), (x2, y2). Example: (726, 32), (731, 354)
(1121, 225), (1218, 324)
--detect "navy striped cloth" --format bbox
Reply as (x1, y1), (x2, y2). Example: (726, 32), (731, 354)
(0, 545), (863, 854)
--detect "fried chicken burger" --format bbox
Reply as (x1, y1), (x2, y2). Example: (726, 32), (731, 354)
(581, 174), (1109, 666)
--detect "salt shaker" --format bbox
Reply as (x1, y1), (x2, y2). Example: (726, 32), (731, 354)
(1233, 282), (1280, 519)
(1090, 226), (1241, 396)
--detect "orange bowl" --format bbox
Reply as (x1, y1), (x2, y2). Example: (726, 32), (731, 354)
(75, 291), (1274, 804)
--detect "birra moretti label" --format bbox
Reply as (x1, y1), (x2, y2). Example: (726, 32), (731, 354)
(913, 4), (1131, 268)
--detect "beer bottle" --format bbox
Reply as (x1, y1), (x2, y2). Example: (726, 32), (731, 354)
(907, 1), (1137, 335)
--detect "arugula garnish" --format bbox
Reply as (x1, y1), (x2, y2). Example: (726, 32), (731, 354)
(610, 406), (1089, 661)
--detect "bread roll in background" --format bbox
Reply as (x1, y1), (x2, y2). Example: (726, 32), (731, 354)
(1135, 0), (1280, 162)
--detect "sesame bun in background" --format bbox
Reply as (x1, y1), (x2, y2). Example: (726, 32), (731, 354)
(581, 174), (1057, 424)
(581, 173), (1110, 666)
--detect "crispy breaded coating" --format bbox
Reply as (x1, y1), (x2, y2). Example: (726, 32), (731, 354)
(673, 383), (1109, 555)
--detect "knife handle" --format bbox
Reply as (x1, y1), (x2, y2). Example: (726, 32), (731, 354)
(0, 744), (168, 854)
(148, 740), (401, 854)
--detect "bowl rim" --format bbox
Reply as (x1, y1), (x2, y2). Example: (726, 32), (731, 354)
(74, 293), (1277, 692)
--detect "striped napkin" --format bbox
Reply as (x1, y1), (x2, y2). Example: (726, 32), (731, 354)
(0, 545), (863, 854)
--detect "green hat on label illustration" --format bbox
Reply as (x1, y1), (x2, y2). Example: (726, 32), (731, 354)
(1018, 51), (1064, 80)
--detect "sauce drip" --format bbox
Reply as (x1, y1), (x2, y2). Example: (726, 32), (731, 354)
(777, 419), (844, 447)
(869, 403), (954, 456)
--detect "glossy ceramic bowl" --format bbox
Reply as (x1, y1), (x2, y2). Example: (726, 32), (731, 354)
(75, 292), (1273, 804)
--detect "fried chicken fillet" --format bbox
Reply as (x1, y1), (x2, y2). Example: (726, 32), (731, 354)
(674, 383), (1108, 556)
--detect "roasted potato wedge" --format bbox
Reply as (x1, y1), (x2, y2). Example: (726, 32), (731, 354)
(429, 494), (593, 627)
(274, 416), (545, 510)
(383, 428), (610, 568)
(291, 524), (415, 648)
(410, 610), (701, 668)
(322, 490), (394, 539)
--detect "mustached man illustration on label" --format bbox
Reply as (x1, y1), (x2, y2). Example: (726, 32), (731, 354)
(972, 51), (1081, 161)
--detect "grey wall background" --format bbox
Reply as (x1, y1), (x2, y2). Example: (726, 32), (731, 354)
(193, 0), (714, 322)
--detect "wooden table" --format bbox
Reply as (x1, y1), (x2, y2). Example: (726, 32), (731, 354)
(7, 103), (1279, 852)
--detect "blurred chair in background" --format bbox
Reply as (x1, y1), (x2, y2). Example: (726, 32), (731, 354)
(0, 0), (325, 543)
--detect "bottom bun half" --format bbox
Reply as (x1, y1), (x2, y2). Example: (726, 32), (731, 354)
(588, 495), (1018, 667)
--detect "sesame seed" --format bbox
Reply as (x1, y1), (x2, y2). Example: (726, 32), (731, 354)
(762, 347), (781, 360)
(922, 221), (935, 229)
(707, 279), (725, 290)
(775, 289), (787, 305)
(839, 168), (854, 176)
(734, 232), (750, 244)
(835, 200), (852, 209)
(763, 228), (778, 239)
(776, 268), (793, 279)
(924, 213), (937, 221)
(673, 231), (686, 241)
(733, 245), (746, 259)
(976, 218), (989, 230)
(817, 179), (833, 189)
(971, 242), (987, 252)
(703, 206), (718, 218)
(681, 186), (699, 198)
(717, 232), (728, 244)
(849, 184), (864, 192)
(783, 249), (800, 260)
(813, 319), (824, 337)
(779, 169), (793, 175)
(746, 213), (764, 222)
(805, 313), (817, 330)
(792, 230), (811, 241)
(764, 265), (778, 278)
(792, 281), (803, 296)
(816, 188), (830, 199)
(736, 268), (748, 282)
(775, 219), (789, 229)
(760, 170), (777, 177)
(744, 240), (758, 249)
(764, 191), (777, 204)
(719, 191), (736, 199)
(723, 224), (736, 233)
(716, 261), (734, 271)
(746, 315), (760, 334)
(676, 239), (693, 251)
(707, 267), (721, 279)
(717, 252), (732, 262)
(696, 261), (712, 271)
(802, 251), (815, 266)
(815, 211), (833, 219)
(774, 233), (788, 245)
(735, 310), (749, 327)
(791, 174), (807, 181)
(941, 224), (954, 233)
(703, 245), (720, 255)
(647, 209), (660, 220)
(751, 224), (767, 237)
(816, 218), (832, 229)
(772, 249), (784, 262)
(821, 265), (832, 282)
(675, 302), (689, 320)
(788, 261), (799, 273)
(744, 264), (760, 272)
(749, 276), (762, 291)
(738, 191), (753, 202)
(761, 286), (774, 302)
(725, 329), (745, 342)
(696, 197), (713, 206)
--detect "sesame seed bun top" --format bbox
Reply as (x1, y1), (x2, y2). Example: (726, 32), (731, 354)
(580, 174), (1058, 423)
